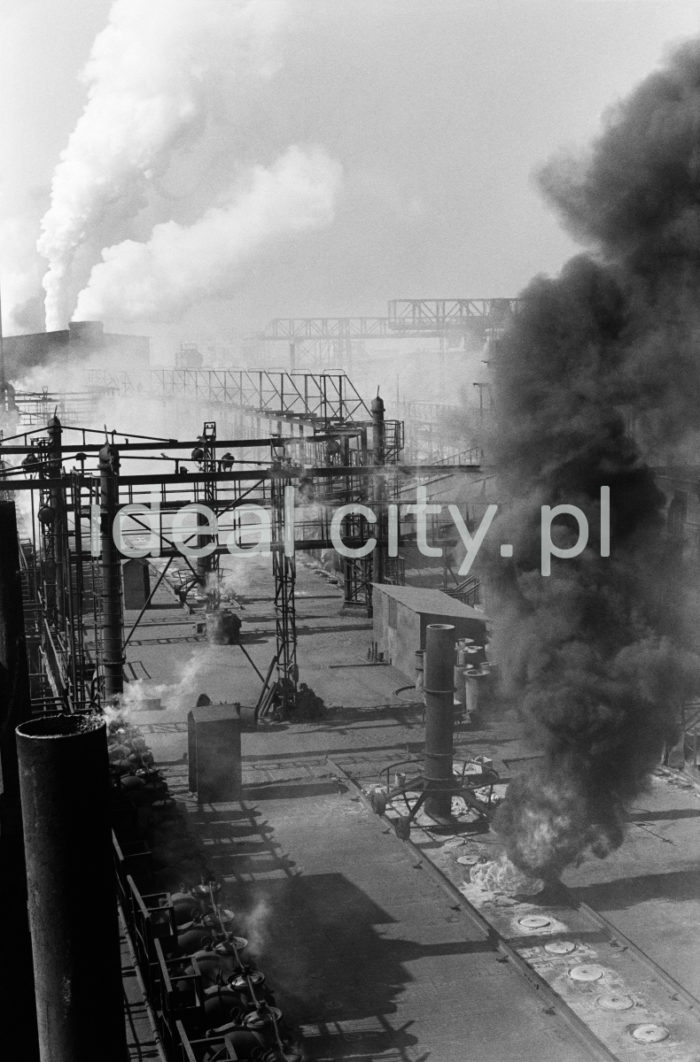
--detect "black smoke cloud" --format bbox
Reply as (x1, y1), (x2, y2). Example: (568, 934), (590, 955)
(487, 39), (700, 879)
(539, 38), (700, 453)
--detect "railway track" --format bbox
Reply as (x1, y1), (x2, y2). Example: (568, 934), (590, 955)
(331, 759), (700, 1062)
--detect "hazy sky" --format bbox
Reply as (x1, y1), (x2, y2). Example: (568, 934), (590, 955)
(1, 0), (699, 344)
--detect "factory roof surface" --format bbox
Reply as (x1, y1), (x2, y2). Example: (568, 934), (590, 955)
(372, 582), (488, 620)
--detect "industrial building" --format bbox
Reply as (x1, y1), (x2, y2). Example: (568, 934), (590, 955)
(1, 299), (699, 1062)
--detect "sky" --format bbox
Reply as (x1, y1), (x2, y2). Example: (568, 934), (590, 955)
(1, 0), (699, 348)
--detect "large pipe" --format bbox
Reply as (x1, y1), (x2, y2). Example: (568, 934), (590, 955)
(99, 443), (124, 700)
(423, 623), (455, 821)
(16, 713), (128, 1062)
(0, 500), (39, 1060)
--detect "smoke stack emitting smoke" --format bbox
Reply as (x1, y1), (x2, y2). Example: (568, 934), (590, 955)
(38, 0), (342, 330)
(488, 39), (700, 880)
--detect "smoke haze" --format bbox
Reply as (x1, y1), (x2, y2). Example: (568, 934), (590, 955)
(488, 39), (700, 879)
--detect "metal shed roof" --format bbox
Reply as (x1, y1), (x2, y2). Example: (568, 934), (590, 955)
(372, 584), (488, 621)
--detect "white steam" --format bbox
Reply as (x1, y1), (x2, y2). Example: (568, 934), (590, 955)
(74, 145), (342, 323)
(38, 0), (290, 330)
(116, 644), (230, 718)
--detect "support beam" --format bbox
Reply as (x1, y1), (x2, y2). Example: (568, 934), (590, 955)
(99, 443), (124, 701)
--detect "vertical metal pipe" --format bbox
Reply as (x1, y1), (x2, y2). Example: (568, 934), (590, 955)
(371, 394), (386, 466)
(16, 713), (128, 1062)
(371, 394), (386, 587)
(99, 443), (124, 700)
(423, 623), (455, 821)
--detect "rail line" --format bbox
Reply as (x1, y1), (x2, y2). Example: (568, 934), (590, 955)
(330, 758), (700, 1062)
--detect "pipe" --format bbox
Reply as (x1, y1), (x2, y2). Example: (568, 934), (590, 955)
(99, 443), (124, 699)
(371, 394), (386, 588)
(423, 623), (455, 821)
(16, 713), (128, 1062)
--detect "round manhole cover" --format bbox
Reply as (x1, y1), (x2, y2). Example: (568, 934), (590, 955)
(457, 854), (480, 866)
(631, 1024), (669, 1044)
(569, 964), (605, 982)
(518, 915), (551, 930)
(544, 940), (576, 955)
(597, 993), (634, 1011)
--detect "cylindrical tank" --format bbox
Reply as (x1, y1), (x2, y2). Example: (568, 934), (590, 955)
(465, 669), (486, 718)
(463, 645), (483, 668)
(16, 713), (128, 1062)
(453, 665), (466, 707)
(414, 649), (424, 689)
(423, 624), (455, 821)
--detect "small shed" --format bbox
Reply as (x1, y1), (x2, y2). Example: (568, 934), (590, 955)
(372, 584), (488, 682)
(187, 704), (242, 803)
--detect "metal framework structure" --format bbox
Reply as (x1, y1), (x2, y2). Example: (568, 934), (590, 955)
(269, 462), (297, 714)
(85, 368), (370, 427)
(387, 298), (524, 332)
(257, 317), (392, 341)
(2, 416), (481, 717)
(1, 349), (488, 714)
(257, 299), (525, 341)
(253, 298), (524, 370)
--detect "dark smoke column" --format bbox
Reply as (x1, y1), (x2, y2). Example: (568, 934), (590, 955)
(486, 38), (700, 880)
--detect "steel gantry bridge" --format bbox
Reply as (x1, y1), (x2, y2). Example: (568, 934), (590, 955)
(252, 297), (525, 370)
(259, 298), (524, 341)
(84, 367), (370, 429)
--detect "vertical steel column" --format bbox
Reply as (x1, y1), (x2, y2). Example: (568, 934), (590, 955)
(194, 422), (218, 604)
(99, 443), (124, 701)
(423, 623), (456, 822)
(371, 394), (386, 591)
(270, 457), (298, 713)
(0, 500), (32, 806)
(47, 415), (67, 628)
(16, 714), (128, 1062)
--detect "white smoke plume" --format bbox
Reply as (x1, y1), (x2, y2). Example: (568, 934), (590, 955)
(115, 644), (231, 719)
(38, 0), (290, 330)
(74, 145), (342, 323)
(469, 853), (543, 899)
(240, 896), (272, 957)
(0, 215), (44, 333)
